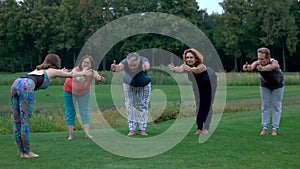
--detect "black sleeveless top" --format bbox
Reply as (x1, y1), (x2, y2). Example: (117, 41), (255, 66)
(259, 59), (284, 90)
(21, 74), (44, 90)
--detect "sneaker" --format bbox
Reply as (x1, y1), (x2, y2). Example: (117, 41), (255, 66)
(260, 129), (268, 135)
(271, 130), (277, 136)
(127, 130), (136, 136)
(139, 130), (148, 136)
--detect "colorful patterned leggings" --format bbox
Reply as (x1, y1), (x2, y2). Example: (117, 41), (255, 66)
(10, 78), (35, 154)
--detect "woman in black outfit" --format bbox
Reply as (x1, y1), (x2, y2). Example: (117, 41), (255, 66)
(168, 48), (215, 135)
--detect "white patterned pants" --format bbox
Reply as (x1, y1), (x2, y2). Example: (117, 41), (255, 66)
(123, 83), (151, 131)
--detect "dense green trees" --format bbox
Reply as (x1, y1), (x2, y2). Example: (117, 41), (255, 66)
(214, 0), (299, 71)
(0, 0), (299, 72)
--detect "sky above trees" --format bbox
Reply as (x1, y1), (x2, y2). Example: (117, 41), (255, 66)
(197, 0), (223, 14)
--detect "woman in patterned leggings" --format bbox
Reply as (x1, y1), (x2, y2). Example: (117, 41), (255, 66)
(10, 54), (92, 158)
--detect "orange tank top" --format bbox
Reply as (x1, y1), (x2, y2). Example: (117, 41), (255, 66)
(63, 67), (93, 96)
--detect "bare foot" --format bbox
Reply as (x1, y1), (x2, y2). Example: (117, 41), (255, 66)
(85, 134), (93, 139)
(68, 134), (73, 141)
(139, 130), (148, 136)
(260, 129), (268, 135)
(271, 130), (277, 136)
(202, 129), (209, 135)
(127, 130), (136, 136)
(195, 129), (202, 135)
(21, 152), (39, 158)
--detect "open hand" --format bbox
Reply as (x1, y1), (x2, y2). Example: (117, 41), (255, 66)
(168, 63), (175, 70)
(142, 62), (150, 71)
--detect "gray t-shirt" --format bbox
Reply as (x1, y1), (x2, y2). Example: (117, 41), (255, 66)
(121, 56), (151, 87)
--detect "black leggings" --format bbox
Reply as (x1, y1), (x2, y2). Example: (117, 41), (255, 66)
(193, 80), (212, 130)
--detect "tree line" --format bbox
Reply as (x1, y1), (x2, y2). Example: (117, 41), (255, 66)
(0, 0), (299, 72)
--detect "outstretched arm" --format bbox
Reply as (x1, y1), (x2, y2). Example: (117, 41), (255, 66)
(168, 63), (185, 73)
(46, 68), (92, 81)
(110, 60), (124, 72)
(257, 60), (280, 71)
(93, 70), (105, 82)
(243, 61), (259, 71)
(183, 63), (206, 74)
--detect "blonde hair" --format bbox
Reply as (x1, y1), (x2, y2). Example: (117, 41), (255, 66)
(183, 48), (204, 66)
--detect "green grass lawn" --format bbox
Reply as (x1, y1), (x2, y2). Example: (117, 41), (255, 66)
(0, 85), (300, 168)
(0, 105), (299, 169)
(1, 85), (299, 112)
(0, 84), (183, 111)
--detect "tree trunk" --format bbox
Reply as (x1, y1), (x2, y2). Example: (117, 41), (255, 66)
(38, 54), (42, 65)
(73, 51), (76, 67)
(282, 39), (286, 72)
(102, 57), (106, 70)
(20, 55), (24, 72)
(11, 57), (15, 73)
(29, 53), (33, 70)
(240, 54), (245, 72)
(152, 49), (155, 67)
(234, 56), (238, 72)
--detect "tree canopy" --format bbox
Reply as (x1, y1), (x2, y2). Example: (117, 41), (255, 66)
(0, 0), (299, 72)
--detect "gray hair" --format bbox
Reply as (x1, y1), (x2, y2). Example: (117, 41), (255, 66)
(126, 52), (140, 62)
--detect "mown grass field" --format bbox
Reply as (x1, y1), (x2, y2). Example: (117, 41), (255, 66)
(0, 71), (299, 168)
(0, 106), (299, 169)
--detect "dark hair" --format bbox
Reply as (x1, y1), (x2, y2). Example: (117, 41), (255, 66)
(77, 55), (96, 70)
(257, 47), (271, 58)
(36, 54), (61, 70)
